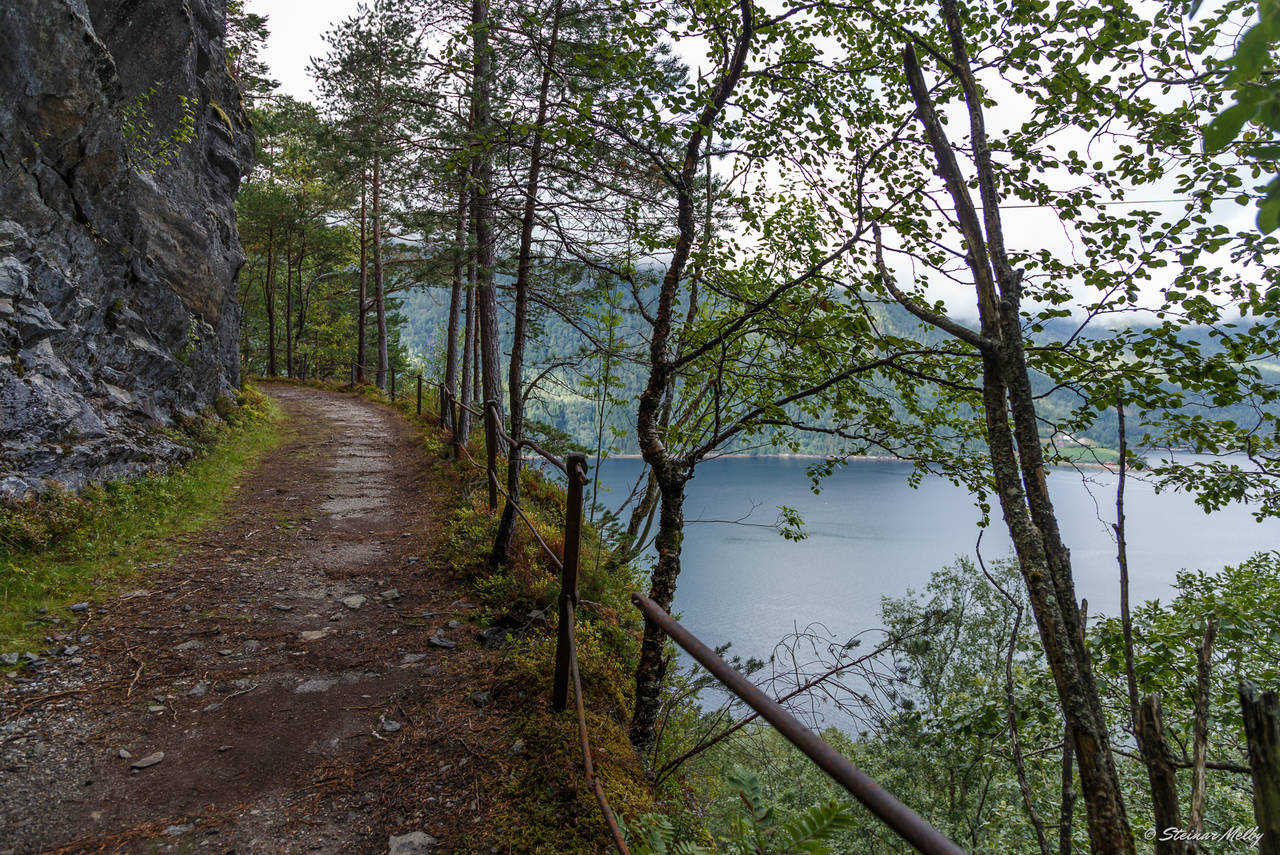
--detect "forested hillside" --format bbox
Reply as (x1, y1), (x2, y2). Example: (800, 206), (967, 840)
(400, 283), (1280, 458)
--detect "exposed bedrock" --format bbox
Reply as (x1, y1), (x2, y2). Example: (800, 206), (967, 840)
(0, 0), (253, 497)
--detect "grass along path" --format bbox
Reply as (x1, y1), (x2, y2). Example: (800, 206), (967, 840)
(0, 386), (283, 651)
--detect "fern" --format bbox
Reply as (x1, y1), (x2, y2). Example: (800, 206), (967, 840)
(780, 801), (858, 854)
(726, 767), (774, 828)
(624, 771), (857, 855)
(625, 812), (712, 855)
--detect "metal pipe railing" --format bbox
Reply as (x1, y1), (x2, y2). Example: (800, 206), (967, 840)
(631, 593), (967, 855)
(432, 382), (959, 854)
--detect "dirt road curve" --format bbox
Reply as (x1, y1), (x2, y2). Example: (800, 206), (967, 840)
(1, 385), (506, 854)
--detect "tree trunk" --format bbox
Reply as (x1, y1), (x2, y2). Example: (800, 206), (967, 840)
(901, 9), (1134, 848)
(372, 150), (389, 391)
(444, 167), (468, 428)
(628, 0), (754, 753)
(264, 224), (277, 377)
(1241, 681), (1280, 855)
(470, 0), (504, 425)
(295, 238), (307, 374)
(460, 272), (475, 442)
(1187, 619), (1216, 852)
(628, 470), (687, 749)
(285, 247), (293, 378)
(493, 4), (562, 564)
(1137, 694), (1185, 855)
(357, 179), (368, 383)
(472, 314), (482, 405)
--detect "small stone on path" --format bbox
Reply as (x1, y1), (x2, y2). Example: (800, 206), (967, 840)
(0, 653), (18, 666)
(381, 720), (402, 733)
(427, 634), (456, 650)
(163, 824), (193, 836)
(469, 690), (492, 708)
(130, 751), (164, 769)
(380, 588), (400, 600)
(388, 831), (437, 854)
(174, 640), (202, 652)
(118, 748), (133, 759)
(341, 595), (366, 610)
(295, 679), (335, 694)
(69, 602), (88, 613)
(301, 628), (335, 642)
(446, 620), (460, 629)
(477, 627), (509, 650)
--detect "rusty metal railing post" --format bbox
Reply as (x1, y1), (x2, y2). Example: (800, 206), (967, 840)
(553, 453), (588, 712)
(483, 400), (499, 512)
(390, 366), (397, 401)
(416, 374), (423, 415)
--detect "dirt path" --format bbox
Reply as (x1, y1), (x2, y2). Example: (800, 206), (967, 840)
(1, 385), (511, 855)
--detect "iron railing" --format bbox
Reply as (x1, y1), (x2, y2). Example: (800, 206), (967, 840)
(434, 382), (966, 855)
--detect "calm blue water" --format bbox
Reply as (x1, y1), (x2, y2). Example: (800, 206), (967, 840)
(586, 456), (1278, 669)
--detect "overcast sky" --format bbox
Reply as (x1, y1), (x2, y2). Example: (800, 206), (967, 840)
(252, 0), (362, 101)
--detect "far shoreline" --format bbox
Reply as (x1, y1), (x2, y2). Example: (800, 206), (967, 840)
(593, 451), (1124, 472)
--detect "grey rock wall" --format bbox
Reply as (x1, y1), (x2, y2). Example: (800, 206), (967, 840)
(0, 0), (253, 497)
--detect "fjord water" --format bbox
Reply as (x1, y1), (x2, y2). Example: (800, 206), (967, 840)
(591, 456), (1278, 669)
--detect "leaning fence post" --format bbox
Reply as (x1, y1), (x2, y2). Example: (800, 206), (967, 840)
(416, 375), (423, 416)
(553, 453), (588, 712)
(438, 382), (447, 428)
(484, 400), (499, 512)
(390, 366), (397, 401)
(1241, 680), (1280, 854)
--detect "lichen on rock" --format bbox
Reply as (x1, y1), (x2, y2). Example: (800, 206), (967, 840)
(0, 0), (253, 497)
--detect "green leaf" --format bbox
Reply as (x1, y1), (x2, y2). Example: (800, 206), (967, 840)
(1234, 23), (1274, 81)
(1256, 194), (1280, 233)
(1204, 102), (1255, 152)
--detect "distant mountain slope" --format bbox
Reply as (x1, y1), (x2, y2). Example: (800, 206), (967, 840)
(400, 282), (1278, 458)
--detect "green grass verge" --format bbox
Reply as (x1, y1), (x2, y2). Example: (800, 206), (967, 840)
(0, 384), (283, 651)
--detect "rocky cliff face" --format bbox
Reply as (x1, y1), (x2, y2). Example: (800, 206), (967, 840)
(0, 0), (253, 497)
